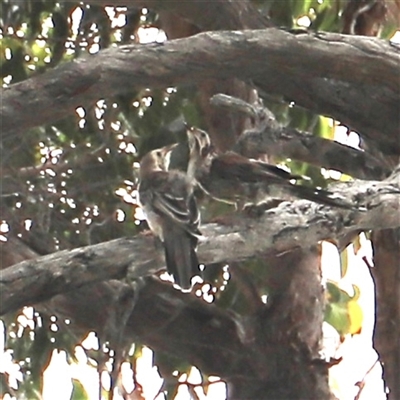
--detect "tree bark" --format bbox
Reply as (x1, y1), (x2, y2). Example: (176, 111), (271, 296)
(1, 166), (399, 316)
(2, 30), (399, 155)
(371, 229), (400, 400)
(2, 242), (332, 399)
(2, 2), (399, 398)
(210, 93), (390, 179)
(157, 10), (256, 152)
(226, 247), (331, 399)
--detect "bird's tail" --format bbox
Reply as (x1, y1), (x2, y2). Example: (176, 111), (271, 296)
(163, 226), (200, 291)
(287, 184), (359, 210)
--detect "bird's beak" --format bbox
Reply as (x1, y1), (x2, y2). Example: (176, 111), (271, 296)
(186, 128), (198, 151)
(163, 143), (178, 155)
(183, 122), (194, 131)
(160, 143), (178, 171)
(186, 128), (194, 139)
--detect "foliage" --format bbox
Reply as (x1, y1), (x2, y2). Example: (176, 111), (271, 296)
(325, 281), (363, 338)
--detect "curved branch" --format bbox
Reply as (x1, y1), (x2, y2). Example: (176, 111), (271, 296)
(1, 168), (399, 316)
(211, 93), (390, 180)
(235, 125), (389, 180)
(2, 30), (399, 154)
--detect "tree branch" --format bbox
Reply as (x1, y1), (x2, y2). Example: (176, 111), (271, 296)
(1, 168), (399, 316)
(2, 30), (399, 154)
(236, 125), (390, 180)
(211, 93), (390, 180)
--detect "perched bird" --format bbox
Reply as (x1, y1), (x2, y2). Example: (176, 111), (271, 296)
(138, 144), (202, 291)
(186, 126), (357, 210)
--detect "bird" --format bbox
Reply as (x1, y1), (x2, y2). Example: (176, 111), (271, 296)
(138, 144), (202, 291)
(186, 126), (358, 210)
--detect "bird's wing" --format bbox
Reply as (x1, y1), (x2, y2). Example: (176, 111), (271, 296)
(152, 191), (192, 226)
(254, 161), (302, 180)
(141, 171), (201, 235)
(211, 152), (296, 184)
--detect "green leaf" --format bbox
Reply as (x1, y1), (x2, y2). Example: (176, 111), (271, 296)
(352, 235), (362, 254)
(325, 302), (351, 336)
(325, 281), (342, 303)
(325, 282), (364, 337)
(71, 378), (90, 400)
(339, 248), (348, 278)
(315, 116), (335, 140)
(291, 0), (313, 18)
(311, 6), (341, 32)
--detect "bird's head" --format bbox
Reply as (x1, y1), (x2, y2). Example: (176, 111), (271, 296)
(139, 144), (177, 177)
(186, 126), (212, 159)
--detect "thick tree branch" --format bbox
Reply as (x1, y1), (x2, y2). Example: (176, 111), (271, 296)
(2, 30), (399, 154)
(45, 278), (277, 394)
(211, 93), (390, 180)
(236, 125), (390, 180)
(0, 238), (328, 396)
(1, 168), (399, 316)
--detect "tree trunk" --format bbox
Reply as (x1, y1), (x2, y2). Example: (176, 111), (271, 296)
(227, 247), (331, 399)
(371, 229), (400, 400)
